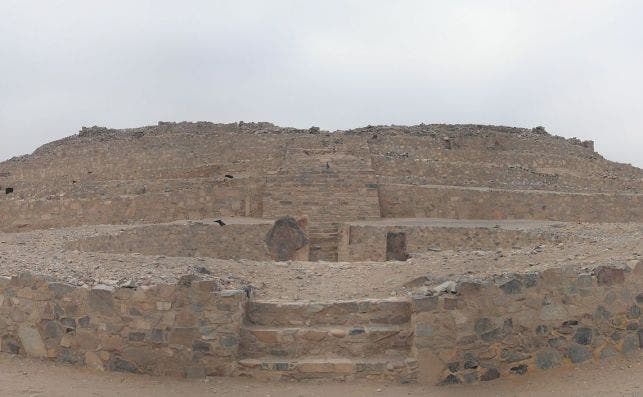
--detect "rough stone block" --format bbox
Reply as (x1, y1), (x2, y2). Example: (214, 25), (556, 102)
(17, 325), (46, 358)
(595, 266), (625, 286)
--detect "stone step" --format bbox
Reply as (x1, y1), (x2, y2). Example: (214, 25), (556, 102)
(236, 356), (418, 381)
(239, 325), (413, 359)
(246, 299), (413, 327)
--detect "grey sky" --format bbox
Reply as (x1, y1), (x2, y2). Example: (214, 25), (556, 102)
(1, 0), (642, 167)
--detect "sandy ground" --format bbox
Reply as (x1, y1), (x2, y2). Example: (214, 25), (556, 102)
(0, 352), (640, 397)
(0, 221), (640, 300)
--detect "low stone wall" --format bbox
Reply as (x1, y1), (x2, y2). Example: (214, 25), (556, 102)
(67, 220), (274, 260)
(379, 184), (643, 222)
(413, 262), (642, 385)
(338, 221), (561, 262)
(0, 263), (639, 384)
(0, 272), (246, 378)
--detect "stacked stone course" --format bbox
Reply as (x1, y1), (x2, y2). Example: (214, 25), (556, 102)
(413, 261), (642, 384)
(0, 272), (246, 377)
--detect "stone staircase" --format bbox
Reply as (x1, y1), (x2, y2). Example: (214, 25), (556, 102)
(262, 135), (381, 261)
(235, 299), (417, 381)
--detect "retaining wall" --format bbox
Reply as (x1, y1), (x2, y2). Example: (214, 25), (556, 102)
(0, 272), (246, 378)
(0, 263), (640, 384)
(414, 262), (643, 384)
(0, 182), (263, 232)
(338, 221), (562, 262)
(379, 184), (643, 222)
(67, 221), (274, 260)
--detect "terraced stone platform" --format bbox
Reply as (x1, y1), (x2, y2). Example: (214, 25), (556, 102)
(0, 122), (640, 385)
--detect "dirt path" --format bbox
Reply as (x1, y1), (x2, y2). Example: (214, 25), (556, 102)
(0, 353), (640, 397)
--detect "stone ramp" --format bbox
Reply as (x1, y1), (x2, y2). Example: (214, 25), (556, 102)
(236, 299), (417, 381)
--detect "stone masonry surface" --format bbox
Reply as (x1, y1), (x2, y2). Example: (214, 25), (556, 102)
(0, 122), (640, 384)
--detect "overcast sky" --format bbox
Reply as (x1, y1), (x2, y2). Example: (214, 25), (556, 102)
(1, 0), (642, 167)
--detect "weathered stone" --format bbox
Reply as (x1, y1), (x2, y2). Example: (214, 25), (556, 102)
(265, 217), (309, 261)
(219, 335), (238, 348)
(535, 325), (550, 336)
(89, 285), (115, 314)
(439, 374), (461, 385)
(510, 364), (528, 375)
(415, 323), (432, 337)
(298, 360), (353, 374)
(627, 305), (640, 319)
(250, 329), (279, 343)
(462, 370), (478, 384)
(463, 358), (478, 369)
(17, 325), (46, 358)
(540, 305), (567, 321)
(109, 357), (139, 373)
(600, 345), (618, 359)
(47, 282), (75, 299)
(386, 232), (409, 261)
(443, 296), (458, 310)
(594, 305), (611, 321)
(458, 334), (477, 345)
(43, 320), (64, 339)
(184, 366), (206, 379)
(1, 336), (20, 354)
(156, 301), (172, 311)
(480, 367), (500, 381)
(595, 266), (625, 285)
(474, 318), (494, 334)
(622, 335), (639, 353)
(535, 349), (561, 370)
(60, 318), (76, 332)
(636, 293), (643, 305)
(414, 296), (438, 312)
(149, 329), (166, 344)
(168, 328), (198, 346)
(547, 336), (567, 349)
(573, 327), (593, 345)
(77, 330), (99, 350)
(78, 316), (91, 328)
(521, 273), (538, 288)
(296, 329), (326, 342)
(576, 274), (594, 288)
(128, 332), (145, 342)
(58, 348), (82, 364)
(447, 362), (459, 372)
(501, 349), (531, 363)
(85, 351), (104, 370)
(192, 340), (210, 352)
(480, 328), (502, 342)
(499, 279), (522, 295)
(567, 344), (591, 363)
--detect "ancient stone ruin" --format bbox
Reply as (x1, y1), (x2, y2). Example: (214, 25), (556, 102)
(0, 122), (640, 384)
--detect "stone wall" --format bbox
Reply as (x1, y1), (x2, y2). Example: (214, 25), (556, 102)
(367, 129), (642, 193)
(0, 180), (263, 232)
(0, 263), (640, 383)
(338, 221), (563, 262)
(67, 220), (274, 261)
(413, 262), (642, 385)
(0, 272), (246, 378)
(378, 184), (643, 223)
